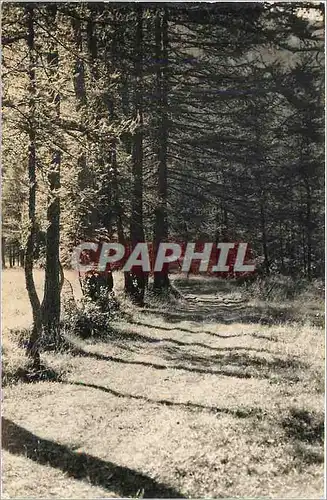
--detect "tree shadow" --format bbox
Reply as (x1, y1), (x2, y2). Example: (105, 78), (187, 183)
(66, 342), (257, 379)
(2, 418), (185, 498)
(280, 408), (324, 469)
(66, 339), (303, 382)
(127, 320), (277, 350)
(172, 277), (233, 296)
(141, 303), (308, 327)
(159, 348), (305, 382)
(66, 380), (265, 419)
(2, 360), (63, 387)
(282, 408), (324, 445)
(133, 312), (280, 340)
(136, 317), (248, 337)
(168, 277), (324, 328)
(142, 275), (323, 327)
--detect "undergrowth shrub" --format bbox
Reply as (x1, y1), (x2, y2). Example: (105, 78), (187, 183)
(145, 280), (185, 306)
(243, 275), (324, 302)
(2, 333), (63, 385)
(63, 289), (120, 339)
(2, 336), (29, 385)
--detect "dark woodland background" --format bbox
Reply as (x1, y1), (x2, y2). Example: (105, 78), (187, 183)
(2, 3), (325, 343)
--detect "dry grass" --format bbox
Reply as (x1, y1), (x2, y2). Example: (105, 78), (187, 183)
(2, 269), (325, 498)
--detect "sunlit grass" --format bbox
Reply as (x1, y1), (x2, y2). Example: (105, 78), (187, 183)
(2, 269), (325, 498)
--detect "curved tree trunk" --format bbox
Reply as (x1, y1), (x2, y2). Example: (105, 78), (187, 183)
(25, 4), (42, 370)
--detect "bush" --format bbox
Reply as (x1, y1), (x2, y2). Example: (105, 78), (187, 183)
(2, 333), (63, 385)
(63, 289), (120, 339)
(2, 336), (29, 385)
(243, 275), (324, 302)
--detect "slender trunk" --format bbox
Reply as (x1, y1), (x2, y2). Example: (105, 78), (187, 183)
(97, 9), (129, 293)
(260, 199), (270, 275)
(305, 180), (312, 280)
(1, 237), (6, 268)
(221, 170), (228, 240)
(104, 11), (116, 239)
(112, 157), (131, 292)
(72, 17), (87, 112)
(253, 118), (269, 277)
(128, 5), (146, 305)
(220, 203), (228, 241)
(13, 243), (18, 267)
(9, 244), (13, 267)
(41, 4), (61, 337)
(121, 76), (132, 155)
(302, 227), (307, 275)
(74, 14), (98, 237)
(25, 4), (42, 369)
(20, 249), (25, 267)
(153, 8), (170, 292)
(278, 221), (285, 273)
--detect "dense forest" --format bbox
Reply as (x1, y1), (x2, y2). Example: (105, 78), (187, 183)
(2, 4), (325, 498)
(2, 2), (324, 355)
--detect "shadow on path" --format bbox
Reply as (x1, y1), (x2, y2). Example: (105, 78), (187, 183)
(67, 340), (304, 382)
(2, 418), (185, 498)
(282, 408), (324, 445)
(141, 276), (319, 326)
(68, 343), (267, 380)
(2, 360), (62, 387)
(67, 380), (264, 419)
(280, 408), (324, 467)
(126, 320), (277, 350)
(142, 306), (293, 326)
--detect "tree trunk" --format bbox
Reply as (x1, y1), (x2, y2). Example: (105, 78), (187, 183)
(9, 244), (13, 268)
(260, 199), (270, 275)
(278, 221), (285, 274)
(96, 9), (129, 294)
(305, 180), (312, 280)
(153, 7), (170, 293)
(1, 237), (6, 268)
(128, 5), (146, 306)
(103, 10), (116, 239)
(25, 4), (42, 370)
(13, 242), (17, 267)
(20, 248), (25, 267)
(41, 4), (61, 338)
(74, 13), (98, 238)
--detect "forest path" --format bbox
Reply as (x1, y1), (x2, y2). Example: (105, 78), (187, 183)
(3, 271), (324, 499)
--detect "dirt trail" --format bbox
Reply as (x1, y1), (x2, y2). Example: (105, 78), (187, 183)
(3, 273), (324, 498)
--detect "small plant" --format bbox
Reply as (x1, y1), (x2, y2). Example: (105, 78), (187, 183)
(243, 275), (323, 302)
(63, 288), (120, 339)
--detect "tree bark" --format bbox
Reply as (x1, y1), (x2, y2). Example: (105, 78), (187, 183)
(12, 244), (15, 267)
(153, 8), (170, 293)
(128, 4), (146, 305)
(24, 4), (42, 369)
(260, 199), (270, 275)
(74, 12), (99, 237)
(20, 248), (25, 267)
(1, 237), (6, 268)
(41, 4), (61, 338)
(305, 179), (312, 280)
(9, 244), (13, 267)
